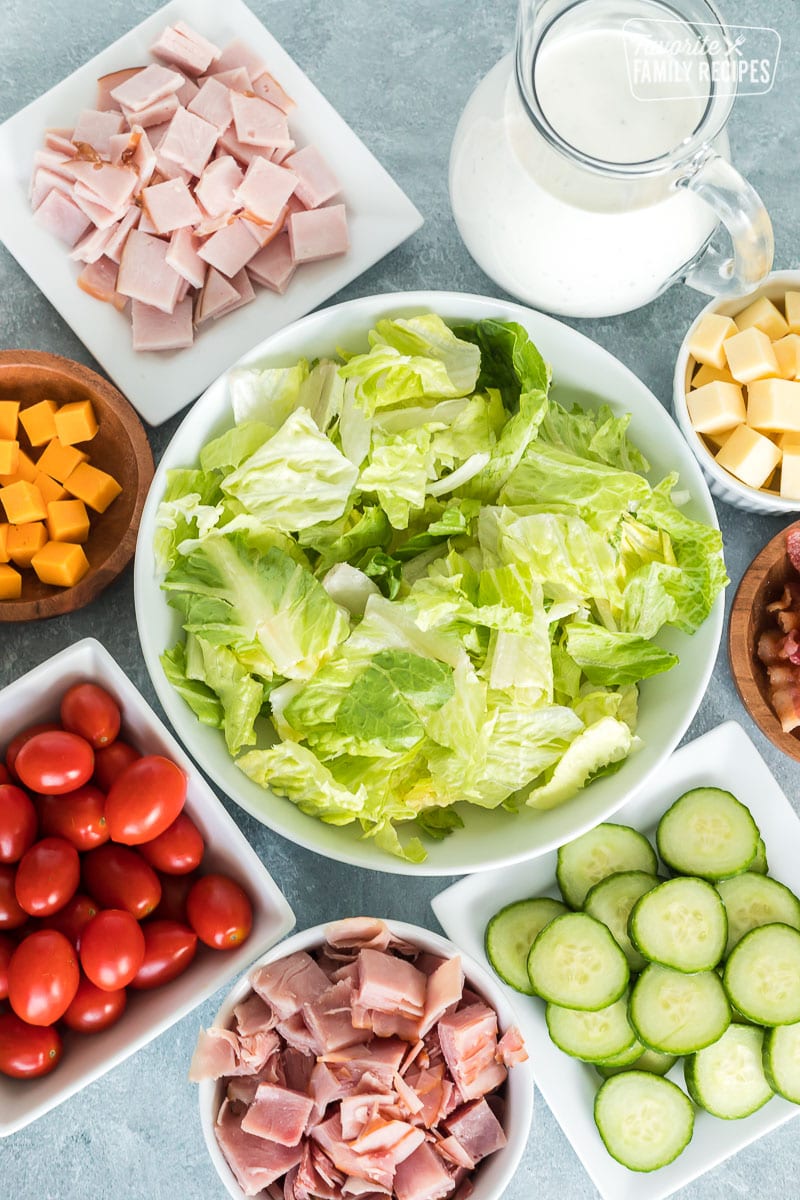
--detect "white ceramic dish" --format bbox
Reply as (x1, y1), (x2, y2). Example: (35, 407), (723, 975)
(134, 289), (724, 876)
(0, 0), (422, 426)
(0, 637), (295, 1138)
(673, 269), (800, 514)
(198, 918), (534, 1200)
(432, 721), (800, 1200)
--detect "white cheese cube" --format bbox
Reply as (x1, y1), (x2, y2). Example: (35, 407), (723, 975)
(716, 424), (782, 489)
(724, 327), (780, 384)
(784, 292), (800, 334)
(688, 313), (739, 369)
(780, 449), (800, 500)
(691, 362), (736, 389)
(685, 380), (746, 435)
(773, 334), (800, 380)
(747, 378), (800, 433)
(778, 431), (800, 452)
(735, 295), (790, 340)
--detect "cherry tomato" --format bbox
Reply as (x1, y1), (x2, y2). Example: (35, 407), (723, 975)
(15, 838), (80, 917)
(5, 723), (60, 781)
(60, 683), (121, 750)
(62, 977), (127, 1033)
(0, 764), (10, 785)
(15, 731), (94, 796)
(0, 1012), (62, 1078)
(0, 933), (15, 1000)
(37, 785), (109, 852)
(152, 871), (197, 924)
(8, 930), (79, 1025)
(138, 813), (204, 876)
(81, 845), (161, 920)
(105, 756), (186, 846)
(130, 920), (198, 991)
(93, 741), (140, 792)
(39, 893), (98, 949)
(80, 909), (145, 991)
(0, 866), (28, 931)
(186, 874), (253, 951)
(0, 785), (38, 864)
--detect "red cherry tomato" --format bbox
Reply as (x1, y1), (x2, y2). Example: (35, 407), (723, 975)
(105, 756), (186, 846)
(0, 933), (15, 1000)
(0, 1012), (62, 1078)
(14, 838), (80, 917)
(0, 764), (10, 785)
(93, 741), (140, 792)
(0, 866), (28, 931)
(15, 731), (94, 796)
(81, 845), (161, 920)
(152, 871), (197, 924)
(130, 920), (198, 991)
(186, 874), (253, 951)
(60, 683), (121, 749)
(37, 785), (109, 852)
(5, 723), (60, 781)
(0, 785), (38, 864)
(62, 977), (127, 1033)
(80, 910), (145, 991)
(8, 930), (79, 1025)
(39, 893), (99, 949)
(138, 813), (204, 876)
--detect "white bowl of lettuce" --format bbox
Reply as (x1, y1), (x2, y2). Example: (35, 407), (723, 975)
(134, 291), (725, 874)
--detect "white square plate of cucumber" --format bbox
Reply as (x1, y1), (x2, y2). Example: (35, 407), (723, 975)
(432, 721), (800, 1200)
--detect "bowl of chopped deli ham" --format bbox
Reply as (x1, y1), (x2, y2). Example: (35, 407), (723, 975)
(191, 917), (533, 1200)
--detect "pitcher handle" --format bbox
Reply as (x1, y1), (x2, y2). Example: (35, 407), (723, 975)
(678, 149), (774, 297)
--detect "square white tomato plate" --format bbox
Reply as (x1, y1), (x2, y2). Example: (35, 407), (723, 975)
(0, 0), (422, 425)
(432, 722), (800, 1200)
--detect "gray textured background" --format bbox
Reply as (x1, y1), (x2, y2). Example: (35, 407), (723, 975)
(1, 0), (799, 1196)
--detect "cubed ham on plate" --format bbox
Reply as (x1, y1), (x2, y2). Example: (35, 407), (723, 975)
(30, 167), (72, 210)
(77, 255), (126, 310)
(143, 177), (201, 234)
(72, 108), (125, 156)
(241, 1082), (315, 1146)
(442, 1099), (507, 1164)
(187, 77), (234, 133)
(194, 154), (243, 216)
(251, 951), (330, 1021)
(110, 62), (184, 111)
(159, 104), (218, 177)
(120, 92), (180, 130)
(216, 1099), (303, 1197)
(150, 21), (221, 76)
(213, 266), (255, 320)
(34, 189), (92, 246)
(357, 950), (427, 1019)
(230, 92), (292, 149)
(197, 217), (259, 277)
(288, 204), (349, 263)
(284, 145), (339, 209)
(196, 267), (240, 323)
(251, 72), (295, 114)
(117, 229), (183, 313)
(437, 1004), (506, 1101)
(235, 156), (297, 225)
(206, 66), (252, 93)
(165, 225), (206, 288)
(394, 1143), (456, 1200)
(66, 160), (138, 211)
(96, 66), (143, 112)
(214, 38), (267, 81)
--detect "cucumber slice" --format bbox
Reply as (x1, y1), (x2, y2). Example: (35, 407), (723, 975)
(723, 923), (800, 1026)
(594, 1038), (647, 1071)
(546, 994), (636, 1062)
(751, 837), (769, 875)
(596, 1048), (677, 1079)
(656, 787), (759, 880)
(685, 1024), (772, 1119)
(594, 1072), (694, 1172)
(629, 877), (727, 972)
(629, 963), (731, 1054)
(485, 898), (568, 994)
(556, 824), (657, 909)
(527, 912), (629, 1011)
(583, 870), (660, 972)
(716, 873), (800, 958)
(763, 1022), (800, 1102)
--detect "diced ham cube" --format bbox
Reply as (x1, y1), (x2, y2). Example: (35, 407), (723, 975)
(207, 267), (255, 321)
(206, 66), (252, 93)
(33, 149), (75, 181)
(187, 78), (233, 132)
(420, 956), (464, 1037)
(44, 130), (78, 157)
(117, 229), (183, 313)
(150, 22), (221, 76)
(270, 141), (296, 166)
(302, 980), (372, 1055)
(120, 92), (180, 129)
(96, 66), (144, 112)
(234, 993), (275, 1038)
(216, 126), (261, 167)
(137, 207), (159, 236)
(195, 155), (243, 217)
(30, 167), (72, 210)
(214, 38), (267, 80)
(251, 72), (296, 114)
(143, 178), (201, 234)
(496, 1026), (528, 1067)
(216, 1099), (303, 1196)
(230, 92), (292, 149)
(195, 212), (234, 238)
(394, 1143), (456, 1200)
(284, 146), (340, 209)
(70, 223), (115, 264)
(251, 952), (331, 1022)
(442, 1099), (507, 1164)
(437, 1005), (506, 1101)
(241, 211), (287, 249)
(131, 296), (194, 351)
(34, 189), (91, 246)
(288, 204), (349, 263)
(240, 1082), (315, 1146)
(146, 120), (172, 150)
(77, 256), (126, 310)
(70, 187), (126, 231)
(104, 205), (140, 263)
(159, 105), (218, 177)
(166, 226), (206, 288)
(356, 950), (427, 1019)
(197, 217), (260, 277)
(132, 128), (157, 191)
(235, 156), (297, 225)
(72, 108), (125, 156)
(154, 148), (193, 185)
(66, 161), (138, 211)
(175, 73), (200, 108)
(110, 63), (184, 111)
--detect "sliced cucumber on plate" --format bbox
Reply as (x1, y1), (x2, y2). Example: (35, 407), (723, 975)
(685, 1024), (772, 1119)
(583, 869), (659, 972)
(716, 872), (800, 957)
(485, 897), (568, 994)
(763, 1022), (800, 1102)
(723, 923), (800, 1026)
(596, 1047), (677, 1079)
(527, 912), (629, 1010)
(556, 823), (657, 909)
(629, 963), (730, 1055)
(657, 787), (760, 880)
(629, 876), (727, 972)
(546, 994), (636, 1062)
(594, 1072), (694, 1172)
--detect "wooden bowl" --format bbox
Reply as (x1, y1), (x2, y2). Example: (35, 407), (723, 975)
(0, 350), (153, 622)
(729, 520), (800, 762)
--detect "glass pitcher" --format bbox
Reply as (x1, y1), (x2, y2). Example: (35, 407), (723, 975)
(449, 0), (774, 318)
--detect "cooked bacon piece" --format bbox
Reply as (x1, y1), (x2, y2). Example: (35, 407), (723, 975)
(496, 1026), (528, 1067)
(393, 1143), (456, 1200)
(772, 682), (800, 733)
(767, 581), (800, 613)
(216, 1099), (303, 1196)
(442, 1099), (507, 1164)
(758, 629), (785, 667)
(788, 530), (800, 573)
(437, 1004), (506, 1101)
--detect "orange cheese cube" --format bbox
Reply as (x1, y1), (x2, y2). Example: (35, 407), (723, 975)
(30, 541), (89, 588)
(0, 480), (47, 524)
(34, 472), (68, 504)
(53, 400), (98, 446)
(0, 401), (19, 441)
(7, 521), (48, 568)
(0, 524), (9, 564)
(36, 439), (89, 484)
(0, 564), (22, 600)
(0, 440), (19, 476)
(19, 400), (58, 447)
(46, 499), (90, 544)
(63, 462), (122, 513)
(0, 449), (37, 487)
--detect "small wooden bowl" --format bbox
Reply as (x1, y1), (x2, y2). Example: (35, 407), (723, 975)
(729, 520), (800, 762)
(0, 350), (153, 622)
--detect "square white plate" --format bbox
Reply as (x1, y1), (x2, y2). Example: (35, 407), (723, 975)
(0, 0), (422, 425)
(432, 722), (800, 1200)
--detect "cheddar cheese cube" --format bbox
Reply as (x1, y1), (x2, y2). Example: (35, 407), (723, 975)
(716, 424), (782, 489)
(785, 292), (800, 335)
(19, 399), (58, 447)
(747, 379), (800, 433)
(36, 439), (89, 484)
(735, 295), (790, 341)
(0, 401), (19, 441)
(30, 541), (89, 588)
(53, 400), (98, 447)
(0, 564), (22, 600)
(7, 521), (48, 568)
(688, 313), (738, 370)
(0, 449), (37, 487)
(691, 363), (736, 389)
(46, 499), (89, 544)
(0, 524), (9, 564)
(0, 480), (47, 524)
(0, 440), (19, 476)
(773, 334), (800, 381)
(724, 328), (780, 384)
(34, 472), (68, 505)
(686, 381), (746, 436)
(63, 462), (121, 513)
(781, 449), (800, 500)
